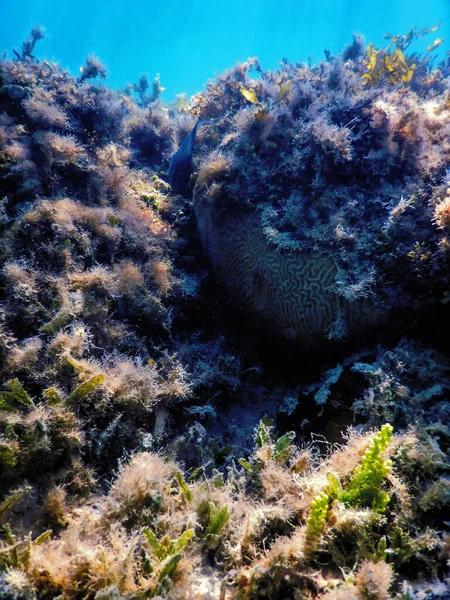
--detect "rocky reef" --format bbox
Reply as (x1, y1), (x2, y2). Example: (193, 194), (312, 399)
(1, 27), (450, 600)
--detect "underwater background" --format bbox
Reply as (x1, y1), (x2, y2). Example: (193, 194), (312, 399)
(1, 0), (450, 99)
(3, 1), (450, 599)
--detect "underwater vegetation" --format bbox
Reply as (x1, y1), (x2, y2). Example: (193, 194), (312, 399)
(0, 26), (245, 495)
(1, 418), (450, 599)
(0, 25), (450, 600)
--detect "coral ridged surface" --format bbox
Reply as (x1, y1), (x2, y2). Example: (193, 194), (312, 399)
(194, 181), (380, 343)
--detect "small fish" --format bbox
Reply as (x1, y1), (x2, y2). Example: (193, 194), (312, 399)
(167, 120), (199, 194)
(239, 86), (260, 105)
(277, 80), (293, 102)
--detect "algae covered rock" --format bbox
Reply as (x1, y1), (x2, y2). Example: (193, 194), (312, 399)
(189, 41), (450, 345)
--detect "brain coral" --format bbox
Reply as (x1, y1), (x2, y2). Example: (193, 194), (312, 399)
(193, 180), (380, 344)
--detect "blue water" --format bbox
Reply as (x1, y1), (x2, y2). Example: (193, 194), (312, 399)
(1, 0), (449, 101)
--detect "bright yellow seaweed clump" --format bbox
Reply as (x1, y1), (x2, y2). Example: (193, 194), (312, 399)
(363, 25), (443, 86)
(363, 43), (415, 86)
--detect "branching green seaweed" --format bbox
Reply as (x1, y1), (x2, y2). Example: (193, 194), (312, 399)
(304, 425), (394, 557)
(341, 424), (394, 513)
(305, 491), (330, 551)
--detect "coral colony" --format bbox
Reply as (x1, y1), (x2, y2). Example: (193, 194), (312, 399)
(1, 25), (450, 599)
